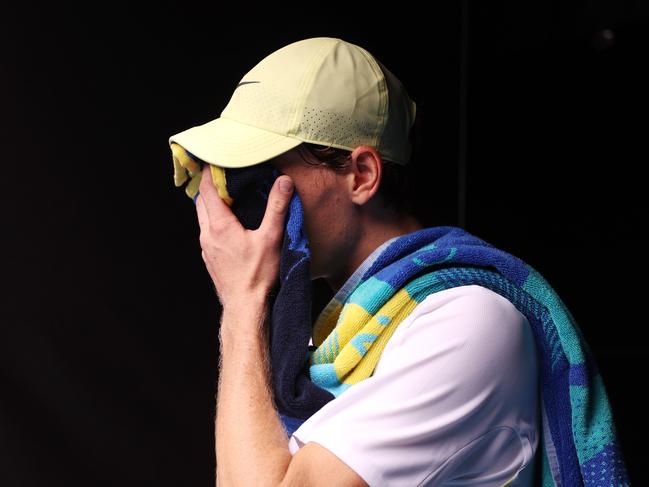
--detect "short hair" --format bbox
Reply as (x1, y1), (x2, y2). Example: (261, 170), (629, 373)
(294, 103), (423, 218)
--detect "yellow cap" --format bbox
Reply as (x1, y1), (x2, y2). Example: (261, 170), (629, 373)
(168, 37), (417, 168)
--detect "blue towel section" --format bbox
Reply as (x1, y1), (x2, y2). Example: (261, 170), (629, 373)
(278, 413), (305, 438)
(189, 153), (630, 485)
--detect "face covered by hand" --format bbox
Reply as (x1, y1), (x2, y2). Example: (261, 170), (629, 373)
(170, 142), (296, 312)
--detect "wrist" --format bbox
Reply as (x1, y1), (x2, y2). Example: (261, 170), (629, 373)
(219, 298), (269, 347)
(221, 296), (269, 321)
(221, 289), (270, 312)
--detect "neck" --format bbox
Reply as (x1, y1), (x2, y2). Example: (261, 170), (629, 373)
(324, 212), (424, 292)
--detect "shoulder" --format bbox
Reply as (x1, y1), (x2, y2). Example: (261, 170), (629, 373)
(386, 284), (528, 351)
(417, 284), (524, 325)
(374, 284), (534, 381)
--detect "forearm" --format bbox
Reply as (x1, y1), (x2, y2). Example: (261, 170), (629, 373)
(215, 300), (292, 487)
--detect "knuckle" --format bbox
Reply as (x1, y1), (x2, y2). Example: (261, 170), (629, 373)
(204, 218), (237, 237)
(199, 170), (210, 187)
(218, 217), (238, 231)
(272, 197), (285, 213)
(199, 232), (210, 247)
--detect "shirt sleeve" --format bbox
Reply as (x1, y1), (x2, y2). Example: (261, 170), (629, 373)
(288, 285), (539, 487)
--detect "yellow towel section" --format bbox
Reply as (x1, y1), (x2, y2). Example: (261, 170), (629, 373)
(170, 142), (234, 206)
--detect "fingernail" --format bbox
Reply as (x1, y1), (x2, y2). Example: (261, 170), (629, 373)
(280, 178), (293, 193)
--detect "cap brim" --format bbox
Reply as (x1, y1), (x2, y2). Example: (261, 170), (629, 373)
(168, 117), (304, 168)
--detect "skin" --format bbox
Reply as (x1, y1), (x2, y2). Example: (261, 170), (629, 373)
(196, 145), (423, 486)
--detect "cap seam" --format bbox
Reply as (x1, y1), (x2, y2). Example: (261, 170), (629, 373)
(354, 45), (389, 150)
(287, 38), (339, 137)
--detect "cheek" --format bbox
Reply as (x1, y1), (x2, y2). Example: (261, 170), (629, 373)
(297, 189), (333, 239)
(308, 190), (349, 239)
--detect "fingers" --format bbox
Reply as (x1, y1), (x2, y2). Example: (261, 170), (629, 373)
(196, 190), (209, 230)
(196, 164), (242, 232)
(259, 176), (293, 241)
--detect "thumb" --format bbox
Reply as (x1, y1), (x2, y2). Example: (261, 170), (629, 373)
(259, 176), (293, 238)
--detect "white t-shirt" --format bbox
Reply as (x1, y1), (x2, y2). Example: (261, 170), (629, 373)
(288, 283), (541, 486)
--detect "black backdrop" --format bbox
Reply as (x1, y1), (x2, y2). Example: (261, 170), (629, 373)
(1, 2), (646, 485)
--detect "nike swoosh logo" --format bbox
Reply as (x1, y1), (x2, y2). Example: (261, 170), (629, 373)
(235, 80), (261, 90)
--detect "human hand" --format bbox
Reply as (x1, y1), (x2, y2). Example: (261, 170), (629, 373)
(195, 164), (294, 310)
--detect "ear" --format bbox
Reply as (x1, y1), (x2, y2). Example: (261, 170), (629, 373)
(348, 145), (382, 206)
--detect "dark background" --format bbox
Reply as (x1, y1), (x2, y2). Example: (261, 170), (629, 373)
(1, 2), (646, 485)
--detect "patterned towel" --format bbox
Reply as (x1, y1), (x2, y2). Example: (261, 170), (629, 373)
(170, 143), (630, 486)
(306, 228), (631, 486)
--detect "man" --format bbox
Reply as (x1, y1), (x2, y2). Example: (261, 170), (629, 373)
(171, 37), (540, 486)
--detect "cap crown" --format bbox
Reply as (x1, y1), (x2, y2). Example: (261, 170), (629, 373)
(221, 37), (417, 165)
